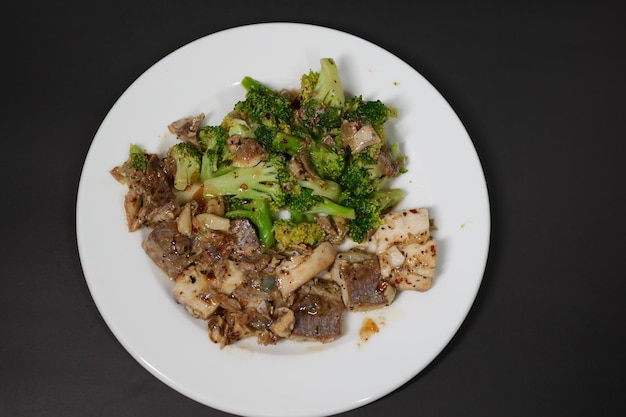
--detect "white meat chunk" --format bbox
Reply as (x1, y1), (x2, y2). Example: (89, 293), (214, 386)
(171, 265), (219, 319)
(171, 259), (247, 319)
(372, 208), (437, 291)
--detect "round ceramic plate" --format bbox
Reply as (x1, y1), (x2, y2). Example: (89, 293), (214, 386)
(76, 22), (490, 417)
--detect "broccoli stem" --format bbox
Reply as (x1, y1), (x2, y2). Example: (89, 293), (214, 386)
(298, 179), (342, 202)
(202, 163), (280, 201)
(376, 188), (406, 212)
(272, 132), (305, 155)
(316, 58), (345, 108)
(241, 76), (271, 93)
(305, 197), (355, 219)
(226, 198), (275, 248)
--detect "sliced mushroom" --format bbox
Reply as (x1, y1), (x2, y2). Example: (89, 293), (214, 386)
(342, 123), (381, 154)
(269, 307), (295, 338)
(275, 242), (337, 297)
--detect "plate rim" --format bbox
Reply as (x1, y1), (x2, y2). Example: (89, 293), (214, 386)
(76, 21), (491, 417)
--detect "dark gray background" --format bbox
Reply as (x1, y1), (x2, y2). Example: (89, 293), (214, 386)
(3, 0), (625, 416)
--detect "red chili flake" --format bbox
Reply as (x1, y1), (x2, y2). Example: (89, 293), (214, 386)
(409, 209), (418, 213)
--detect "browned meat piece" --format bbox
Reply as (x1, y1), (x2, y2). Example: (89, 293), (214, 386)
(116, 154), (179, 231)
(226, 136), (268, 167)
(143, 154), (178, 220)
(314, 216), (348, 245)
(208, 305), (278, 348)
(168, 113), (205, 148)
(142, 221), (195, 279)
(330, 250), (396, 311)
(290, 279), (344, 343)
(287, 151), (319, 180)
(229, 219), (263, 261)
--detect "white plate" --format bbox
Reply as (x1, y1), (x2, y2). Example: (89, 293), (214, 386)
(76, 23), (490, 417)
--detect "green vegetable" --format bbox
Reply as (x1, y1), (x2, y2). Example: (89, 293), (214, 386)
(234, 76), (294, 150)
(162, 58), (406, 247)
(273, 219), (327, 249)
(297, 58), (346, 139)
(287, 186), (355, 221)
(197, 125), (230, 181)
(308, 143), (346, 182)
(344, 95), (398, 138)
(237, 77), (293, 128)
(297, 177), (342, 202)
(272, 132), (306, 155)
(168, 142), (202, 191)
(221, 114), (255, 139)
(202, 161), (285, 205)
(226, 197), (276, 248)
(128, 143), (148, 172)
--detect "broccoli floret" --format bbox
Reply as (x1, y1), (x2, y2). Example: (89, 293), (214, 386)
(287, 186), (355, 221)
(253, 125), (278, 150)
(221, 113), (255, 139)
(237, 77), (293, 126)
(168, 142), (202, 191)
(308, 143), (346, 181)
(341, 152), (382, 197)
(342, 188), (405, 243)
(375, 188), (406, 213)
(297, 58), (346, 138)
(343, 196), (382, 243)
(306, 197), (356, 219)
(272, 132), (307, 156)
(344, 96), (398, 138)
(303, 58), (345, 108)
(202, 161), (285, 205)
(197, 125), (230, 181)
(335, 148), (406, 242)
(198, 125), (227, 151)
(128, 143), (148, 171)
(226, 197), (275, 248)
(234, 76), (293, 150)
(273, 219), (326, 249)
(298, 177), (342, 202)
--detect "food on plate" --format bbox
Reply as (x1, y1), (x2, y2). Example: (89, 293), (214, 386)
(110, 58), (438, 347)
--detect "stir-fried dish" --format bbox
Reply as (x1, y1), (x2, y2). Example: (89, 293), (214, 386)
(111, 58), (437, 347)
